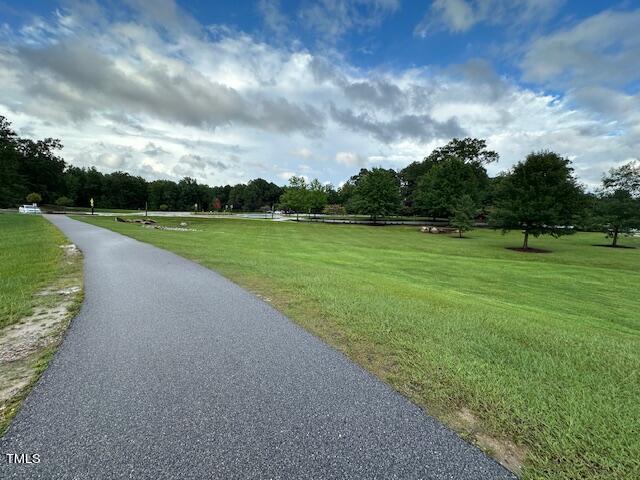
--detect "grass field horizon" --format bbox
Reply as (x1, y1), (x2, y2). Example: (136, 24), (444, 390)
(78, 215), (639, 479)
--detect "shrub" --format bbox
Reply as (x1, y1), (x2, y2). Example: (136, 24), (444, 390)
(323, 204), (346, 215)
(26, 192), (42, 204)
(55, 196), (73, 208)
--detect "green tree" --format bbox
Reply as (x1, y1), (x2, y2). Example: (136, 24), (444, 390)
(401, 137), (498, 212)
(0, 116), (26, 207)
(212, 185), (232, 207)
(26, 192), (42, 204)
(489, 151), (583, 250)
(307, 179), (328, 214)
(337, 181), (357, 212)
(55, 196), (73, 210)
(18, 138), (66, 204)
(423, 137), (499, 167)
(413, 157), (480, 218)
(227, 184), (248, 210)
(279, 176), (308, 220)
(176, 177), (210, 211)
(451, 195), (476, 238)
(595, 190), (640, 247)
(351, 168), (401, 223)
(324, 184), (340, 204)
(65, 166), (105, 208)
(148, 180), (179, 210)
(242, 178), (283, 211)
(603, 160), (640, 197)
(102, 172), (147, 209)
(0, 116), (66, 207)
(595, 162), (640, 247)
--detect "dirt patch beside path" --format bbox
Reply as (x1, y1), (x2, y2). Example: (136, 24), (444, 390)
(0, 244), (83, 435)
(448, 407), (528, 476)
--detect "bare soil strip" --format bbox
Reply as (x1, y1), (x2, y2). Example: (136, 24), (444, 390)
(0, 243), (82, 434)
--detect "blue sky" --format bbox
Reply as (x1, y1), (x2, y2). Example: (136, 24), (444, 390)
(0, 0), (638, 188)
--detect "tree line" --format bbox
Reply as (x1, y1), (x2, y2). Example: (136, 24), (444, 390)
(1, 115), (639, 248)
(1, 116), (282, 212)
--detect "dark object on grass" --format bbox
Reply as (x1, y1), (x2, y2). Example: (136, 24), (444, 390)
(116, 217), (156, 225)
(506, 247), (551, 254)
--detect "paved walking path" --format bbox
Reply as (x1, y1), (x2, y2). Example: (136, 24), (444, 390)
(0, 215), (515, 479)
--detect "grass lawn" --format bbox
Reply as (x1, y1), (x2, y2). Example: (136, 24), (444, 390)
(0, 214), (70, 329)
(78, 215), (639, 479)
(0, 213), (83, 434)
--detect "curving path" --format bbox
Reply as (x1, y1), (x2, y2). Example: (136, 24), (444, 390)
(0, 215), (515, 479)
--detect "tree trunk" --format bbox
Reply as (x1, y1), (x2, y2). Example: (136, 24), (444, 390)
(458, 229), (462, 238)
(523, 230), (529, 249)
(612, 227), (619, 247)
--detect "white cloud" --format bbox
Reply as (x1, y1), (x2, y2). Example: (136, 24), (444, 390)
(521, 9), (640, 88)
(258, 0), (289, 37)
(335, 151), (366, 167)
(0, 0), (635, 190)
(415, 0), (563, 37)
(292, 147), (314, 159)
(278, 171), (296, 180)
(99, 152), (125, 168)
(299, 0), (399, 41)
(426, 0), (475, 34)
(277, 171), (309, 183)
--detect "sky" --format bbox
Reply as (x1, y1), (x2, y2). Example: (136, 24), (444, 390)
(0, 0), (638, 188)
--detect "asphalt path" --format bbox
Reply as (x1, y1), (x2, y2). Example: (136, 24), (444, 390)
(0, 215), (516, 479)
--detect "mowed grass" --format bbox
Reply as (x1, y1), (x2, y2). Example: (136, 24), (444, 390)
(78, 215), (640, 479)
(0, 214), (67, 329)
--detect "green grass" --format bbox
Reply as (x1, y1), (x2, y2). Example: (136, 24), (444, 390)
(0, 213), (83, 435)
(0, 214), (69, 329)
(77, 215), (640, 479)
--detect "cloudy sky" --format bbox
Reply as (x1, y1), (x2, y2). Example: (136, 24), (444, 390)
(0, 0), (638, 188)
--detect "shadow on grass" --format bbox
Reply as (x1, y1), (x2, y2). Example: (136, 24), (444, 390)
(506, 247), (552, 253)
